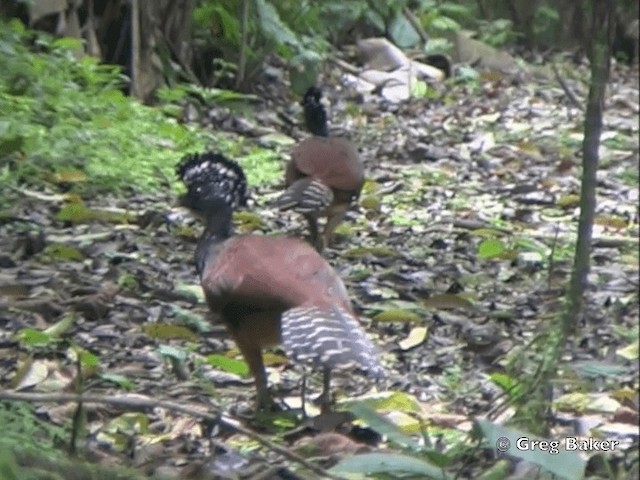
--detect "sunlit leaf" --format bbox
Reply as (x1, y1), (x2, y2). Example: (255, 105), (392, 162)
(78, 350), (99, 368)
(12, 359), (49, 390)
(56, 203), (92, 223)
(141, 324), (198, 342)
(352, 391), (422, 413)
(477, 239), (505, 259)
(44, 243), (85, 261)
(50, 169), (88, 184)
(616, 342), (639, 360)
(207, 354), (250, 377)
(398, 326), (428, 350)
(44, 313), (75, 337)
(594, 215), (628, 230)
(374, 309), (423, 323)
(16, 328), (52, 346)
(556, 194), (580, 208)
(489, 372), (522, 397)
(52, 37), (83, 51)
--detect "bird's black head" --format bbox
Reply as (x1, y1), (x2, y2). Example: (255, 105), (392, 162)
(302, 86), (323, 105)
(176, 152), (248, 217)
(177, 152), (248, 274)
(301, 86), (329, 137)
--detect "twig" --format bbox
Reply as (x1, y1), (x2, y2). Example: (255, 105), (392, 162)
(551, 61), (584, 111)
(328, 57), (360, 75)
(0, 391), (346, 480)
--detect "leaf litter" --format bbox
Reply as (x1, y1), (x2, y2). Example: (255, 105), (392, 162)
(0, 59), (638, 478)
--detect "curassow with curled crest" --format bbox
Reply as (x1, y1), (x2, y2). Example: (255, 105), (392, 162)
(275, 87), (365, 252)
(176, 152), (382, 411)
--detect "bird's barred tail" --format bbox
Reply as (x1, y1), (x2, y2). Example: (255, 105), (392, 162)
(281, 305), (384, 378)
(274, 178), (334, 214)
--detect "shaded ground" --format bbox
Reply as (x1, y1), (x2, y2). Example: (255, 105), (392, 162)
(0, 59), (638, 478)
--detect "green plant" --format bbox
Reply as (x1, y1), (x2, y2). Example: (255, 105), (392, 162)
(0, 19), (207, 194)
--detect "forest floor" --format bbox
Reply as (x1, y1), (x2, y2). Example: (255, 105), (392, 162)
(0, 57), (638, 479)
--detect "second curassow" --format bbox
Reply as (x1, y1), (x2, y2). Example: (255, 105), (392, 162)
(275, 87), (365, 252)
(176, 151), (382, 411)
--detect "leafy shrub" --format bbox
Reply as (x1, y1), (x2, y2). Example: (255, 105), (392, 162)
(0, 19), (207, 193)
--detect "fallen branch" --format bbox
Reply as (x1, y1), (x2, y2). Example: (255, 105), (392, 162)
(0, 390), (346, 480)
(551, 61), (584, 111)
(328, 56), (360, 75)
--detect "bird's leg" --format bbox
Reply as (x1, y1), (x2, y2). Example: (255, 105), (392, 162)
(304, 214), (323, 252)
(232, 332), (271, 411)
(322, 205), (348, 250)
(320, 366), (332, 414)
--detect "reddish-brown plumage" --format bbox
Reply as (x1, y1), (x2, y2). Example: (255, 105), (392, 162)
(287, 137), (364, 197)
(201, 235), (351, 315)
(276, 87), (365, 252)
(200, 235), (355, 408)
(178, 151), (382, 412)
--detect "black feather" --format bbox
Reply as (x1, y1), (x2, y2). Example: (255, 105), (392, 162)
(176, 152), (248, 212)
(176, 152), (248, 276)
(302, 86), (328, 137)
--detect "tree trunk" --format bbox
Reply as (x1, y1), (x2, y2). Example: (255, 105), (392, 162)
(134, 0), (194, 101)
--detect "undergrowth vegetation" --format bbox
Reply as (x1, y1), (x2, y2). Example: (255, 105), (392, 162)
(0, 20), (281, 197)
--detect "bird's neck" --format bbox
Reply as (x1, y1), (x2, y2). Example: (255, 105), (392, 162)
(195, 204), (233, 275)
(304, 105), (329, 137)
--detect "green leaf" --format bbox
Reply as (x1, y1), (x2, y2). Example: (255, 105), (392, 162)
(389, 13), (421, 48)
(374, 309), (423, 323)
(475, 421), (586, 480)
(207, 354), (250, 377)
(79, 350), (100, 368)
(52, 37), (84, 51)
(430, 16), (460, 32)
(16, 328), (52, 346)
(141, 323), (198, 341)
(254, 0), (299, 52)
(100, 373), (135, 390)
(0, 134), (24, 156)
(489, 373), (521, 398)
(330, 452), (450, 479)
(44, 313), (75, 337)
(56, 203), (93, 223)
(44, 243), (85, 261)
(352, 391), (422, 414)
(477, 239), (505, 259)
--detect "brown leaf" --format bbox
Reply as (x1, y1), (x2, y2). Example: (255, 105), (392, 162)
(295, 432), (370, 457)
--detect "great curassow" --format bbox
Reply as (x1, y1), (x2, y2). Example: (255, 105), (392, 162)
(274, 86), (365, 252)
(176, 151), (382, 411)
